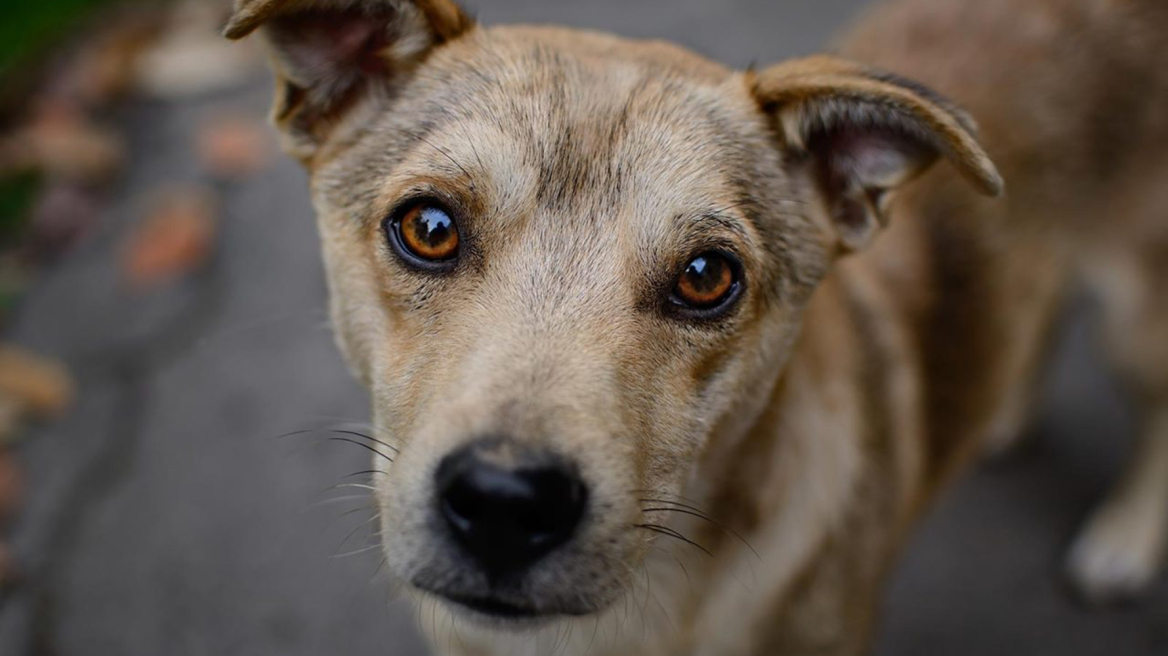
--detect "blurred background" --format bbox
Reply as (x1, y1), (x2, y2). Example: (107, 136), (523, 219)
(0, 1), (1164, 655)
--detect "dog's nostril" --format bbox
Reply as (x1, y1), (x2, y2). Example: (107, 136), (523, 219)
(436, 441), (587, 579)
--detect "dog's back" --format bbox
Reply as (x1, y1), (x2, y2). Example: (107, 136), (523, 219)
(843, 0), (1168, 205)
(839, 0), (1168, 602)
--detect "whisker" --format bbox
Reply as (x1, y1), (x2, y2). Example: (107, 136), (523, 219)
(457, 120), (487, 178)
(634, 524), (714, 558)
(333, 542), (384, 559)
(329, 430), (401, 454)
(334, 512), (382, 556)
(645, 573), (675, 636)
(638, 561), (651, 640)
(451, 606), (468, 655)
(335, 506), (378, 521)
(640, 505), (761, 560)
(371, 557), (387, 582)
(586, 616), (601, 655)
(418, 134), (474, 186)
(649, 544), (693, 592)
(638, 522), (688, 543)
(343, 469), (390, 479)
(328, 436), (395, 462)
(301, 494), (376, 511)
(271, 427), (400, 454)
(638, 497), (710, 516)
(324, 482), (378, 493)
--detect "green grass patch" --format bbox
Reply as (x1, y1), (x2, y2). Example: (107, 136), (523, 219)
(0, 170), (41, 249)
(0, 0), (122, 82)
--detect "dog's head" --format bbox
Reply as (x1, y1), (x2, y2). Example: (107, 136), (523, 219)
(227, 0), (1000, 626)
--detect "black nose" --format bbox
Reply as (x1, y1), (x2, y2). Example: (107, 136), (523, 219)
(435, 440), (587, 579)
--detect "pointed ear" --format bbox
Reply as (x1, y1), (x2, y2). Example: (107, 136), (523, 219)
(751, 56), (1003, 252)
(224, 0), (473, 162)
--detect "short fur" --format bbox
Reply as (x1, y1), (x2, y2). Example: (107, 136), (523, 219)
(226, 0), (1168, 653)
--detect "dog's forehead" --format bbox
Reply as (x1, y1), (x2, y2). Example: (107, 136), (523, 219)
(384, 27), (769, 230)
(316, 25), (802, 291)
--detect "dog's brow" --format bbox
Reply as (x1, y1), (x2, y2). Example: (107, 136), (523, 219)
(695, 211), (749, 238)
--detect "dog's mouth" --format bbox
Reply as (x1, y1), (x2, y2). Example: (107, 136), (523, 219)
(418, 584), (597, 624)
(443, 593), (543, 619)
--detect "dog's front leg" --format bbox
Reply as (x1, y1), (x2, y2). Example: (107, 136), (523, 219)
(1067, 244), (1168, 603)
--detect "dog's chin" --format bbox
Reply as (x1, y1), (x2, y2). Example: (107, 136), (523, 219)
(415, 585), (601, 630)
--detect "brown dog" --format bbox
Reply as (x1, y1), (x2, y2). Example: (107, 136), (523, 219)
(225, 0), (1168, 653)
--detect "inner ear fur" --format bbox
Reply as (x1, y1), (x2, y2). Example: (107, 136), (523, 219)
(751, 55), (1003, 252)
(223, 0), (473, 162)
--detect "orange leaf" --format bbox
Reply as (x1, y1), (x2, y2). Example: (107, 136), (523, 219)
(123, 187), (218, 287)
(197, 116), (272, 178)
(0, 346), (74, 420)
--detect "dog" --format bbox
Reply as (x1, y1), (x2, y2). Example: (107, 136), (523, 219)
(224, 0), (1168, 653)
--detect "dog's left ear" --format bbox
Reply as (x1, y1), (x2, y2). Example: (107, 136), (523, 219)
(224, 0), (472, 162)
(752, 56), (1003, 252)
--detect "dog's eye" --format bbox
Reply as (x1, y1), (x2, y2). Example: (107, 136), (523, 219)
(388, 202), (460, 269)
(671, 252), (741, 314)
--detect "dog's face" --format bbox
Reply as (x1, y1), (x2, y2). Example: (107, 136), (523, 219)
(227, 0), (999, 626)
(312, 27), (826, 620)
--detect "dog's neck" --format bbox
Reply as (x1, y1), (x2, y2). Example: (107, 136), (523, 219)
(668, 240), (934, 653)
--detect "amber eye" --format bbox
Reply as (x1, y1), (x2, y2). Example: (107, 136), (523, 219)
(389, 203), (460, 268)
(671, 252), (741, 314)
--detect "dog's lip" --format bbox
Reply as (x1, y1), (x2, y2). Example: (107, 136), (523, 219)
(443, 593), (543, 619)
(412, 580), (542, 618)
(418, 585), (595, 621)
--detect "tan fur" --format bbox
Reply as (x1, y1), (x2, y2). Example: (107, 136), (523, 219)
(226, 0), (1168, 653)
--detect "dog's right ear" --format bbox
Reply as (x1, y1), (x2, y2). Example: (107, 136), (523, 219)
(224, 0), (473, 162)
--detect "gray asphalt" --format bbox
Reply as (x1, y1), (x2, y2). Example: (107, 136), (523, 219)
(2, 1), (1166, 655)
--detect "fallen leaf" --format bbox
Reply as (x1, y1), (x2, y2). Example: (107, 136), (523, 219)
(0, 397), (22, 448)
(197, 115), (272, 179)
(0, 450), (23, 525)
(123, 187), (218, 286)
(11, 103), (126, 184)
(0, 346), (74, 420)
(135, 0), (259, 99)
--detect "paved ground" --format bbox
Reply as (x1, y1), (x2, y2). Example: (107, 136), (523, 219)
(2, 1), (1166, 655)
